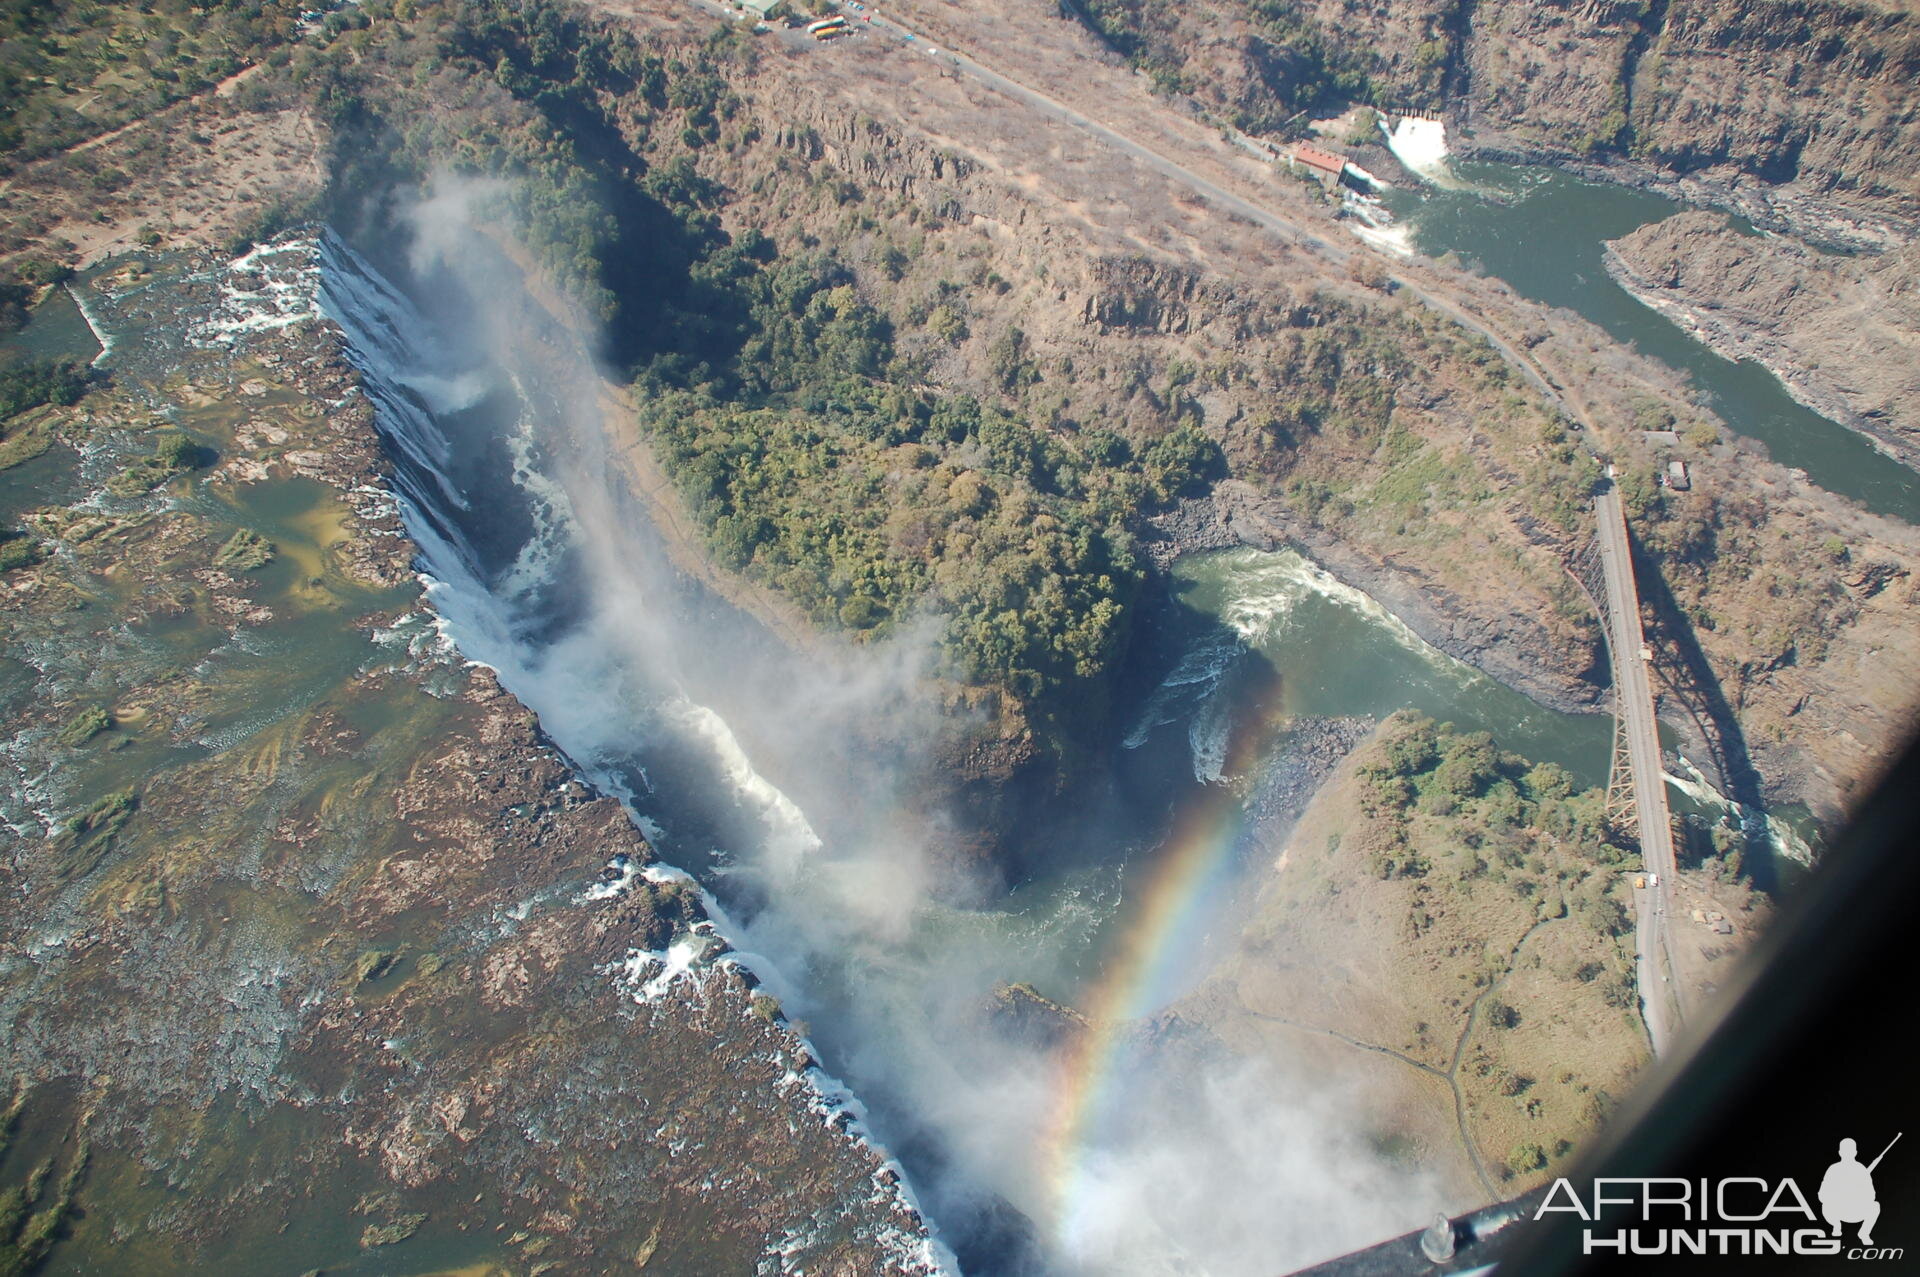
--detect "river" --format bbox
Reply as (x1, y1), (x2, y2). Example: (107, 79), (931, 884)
(1366, 154), (1920, 524)
(320, 219), (1585, 1271)
(309, 189), (1813, 1271)
(4, 203), (1811, 1271)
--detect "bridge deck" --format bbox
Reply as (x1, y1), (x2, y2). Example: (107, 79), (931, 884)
(1593, 485), (1681, 1055)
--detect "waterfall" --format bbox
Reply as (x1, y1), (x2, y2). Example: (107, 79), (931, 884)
(1382, 115), (1467, 190)
(308, 220), (1430, 1276)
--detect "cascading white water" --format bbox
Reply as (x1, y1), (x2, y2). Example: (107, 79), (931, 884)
(315, 226), (964, 1273)
(1666, 759), (1816, 867)
(63, 282), (116, 367)
(310, 212), (1443, 1276)
(1382, 115), (1466, 190)
(1120, 636), (1240, 752)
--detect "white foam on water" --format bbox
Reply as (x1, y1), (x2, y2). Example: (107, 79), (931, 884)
(314, 234), (471, 514)
(318, 227), (957, 1265)
(1121, 637), (1240, 750)
(618, 936), (708, 1001)
(192, 239), (324, 345)
(1188, 682), (1235, 784)
(494, 399), (581, 604)
(640, 860), (694, 886)
(1213, 547), (1436, 666)
(1668, 758), (1816, 867)
(1348, 220), (1417, 258)
(583, 853), (639, 901)
(1382, 115), (1467, 190)
(665, 698), (823, 885)
(63, 282), (116, 366)
(1343, 160), (1389, 191)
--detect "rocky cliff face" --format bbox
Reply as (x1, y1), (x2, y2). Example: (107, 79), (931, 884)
(674, 16), (1920, 827)
(1622, 0), (1919, 236)
(1070, 0), (1920, 245)
(1606, 210), (1920, 470)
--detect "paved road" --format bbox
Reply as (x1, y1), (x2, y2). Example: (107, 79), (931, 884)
(1594, 483), (1681, 1057)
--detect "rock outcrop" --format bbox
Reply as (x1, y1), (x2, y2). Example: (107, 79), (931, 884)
(1605, 210), (1920, 470)
(608, 8), (1920, 826)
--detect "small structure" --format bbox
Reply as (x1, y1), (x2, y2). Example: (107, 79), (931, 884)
(1287, 142), (1349, 190)
(742, 0), (786, 17)
(1666, 459), (1691, 491)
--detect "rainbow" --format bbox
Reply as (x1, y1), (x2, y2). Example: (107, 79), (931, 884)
(1037, 668), (1288, 1254)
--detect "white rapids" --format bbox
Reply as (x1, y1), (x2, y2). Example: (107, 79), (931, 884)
(1382, 115), (1467, 190)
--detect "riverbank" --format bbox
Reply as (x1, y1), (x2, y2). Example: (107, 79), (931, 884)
(1148, 484), (1605, 720)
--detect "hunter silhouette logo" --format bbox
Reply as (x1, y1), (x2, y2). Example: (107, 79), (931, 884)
(1536, 1133), (1905, 1259)
(1822, 1134), (1899, 1247)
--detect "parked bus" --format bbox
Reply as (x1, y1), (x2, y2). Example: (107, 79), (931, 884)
(805, 15), (848, 37)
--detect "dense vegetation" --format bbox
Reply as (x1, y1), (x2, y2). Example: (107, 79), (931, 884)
(0, 528), (39, 572)
(298, 0), (1222, 744)
(0, 357), (86, 477)
(106, 428), (199, 495)
(1351, 715), (1642, 961)
(631, 244), (1228, 732)
(0, 358), (86, 419)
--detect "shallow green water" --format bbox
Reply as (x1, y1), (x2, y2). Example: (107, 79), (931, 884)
(1378, 162), (1920, 524)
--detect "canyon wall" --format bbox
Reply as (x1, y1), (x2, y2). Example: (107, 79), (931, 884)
(1075, 0), (1920, 244)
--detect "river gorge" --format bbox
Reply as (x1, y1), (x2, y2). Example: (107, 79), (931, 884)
(3, 15), (1907, 1263)
(305, 172), (1817, 1268)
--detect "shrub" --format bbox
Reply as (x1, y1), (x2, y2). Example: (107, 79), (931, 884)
(1510, 1142), (1547, 1174)
(0, 530), (41, 572)
(213, 529), (275, 570)
(108, 431), (205, 495)
(67, 788), (135, 840)
(0, 359), (88, 419)
(1430, 730), (1498, 798)
(57, 707), (111, 747)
